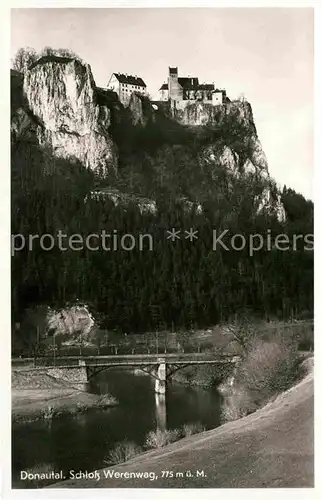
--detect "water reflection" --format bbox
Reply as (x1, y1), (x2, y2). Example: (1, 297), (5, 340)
(155, 393), (167, 430)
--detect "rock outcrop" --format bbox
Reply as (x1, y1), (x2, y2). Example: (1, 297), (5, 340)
(13, 57), (117, 175)
(87, 187), (157, 214)
(211, 144), (285, 221)
(128, 92), (146, 126)
(182, 100), (286, 221)
(47, 304), (95, 339)
(127, 92), (157, 126)
(178, 99), (268, 171)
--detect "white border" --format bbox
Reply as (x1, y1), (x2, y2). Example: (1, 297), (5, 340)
(1, 1), (320, 499)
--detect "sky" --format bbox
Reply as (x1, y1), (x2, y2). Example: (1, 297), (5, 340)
(11, 8), (314, 199)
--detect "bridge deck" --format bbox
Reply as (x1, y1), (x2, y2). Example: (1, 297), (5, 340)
(30, 360), (237, 370)
(12, 353), (240, 369)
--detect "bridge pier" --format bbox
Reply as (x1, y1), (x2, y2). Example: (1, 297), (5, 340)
(155, 361), (166, 395)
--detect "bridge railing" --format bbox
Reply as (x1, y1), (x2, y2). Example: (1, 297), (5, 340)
(39, 345), (214, 357)
(33, 357), (81, 367)
(20, 352), (239, 368)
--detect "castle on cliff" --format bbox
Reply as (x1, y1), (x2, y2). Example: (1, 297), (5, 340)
(159, 67), (229, 107)
(107, 66), (229, 109)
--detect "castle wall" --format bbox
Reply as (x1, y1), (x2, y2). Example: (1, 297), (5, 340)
(159, 89), (168, 101)
(107, 74), (120, 95)
(173, 99), (213, 111)
(168, 72), (183, 102)
(212, 91), (224, 106)
(108, 74), (146, 107)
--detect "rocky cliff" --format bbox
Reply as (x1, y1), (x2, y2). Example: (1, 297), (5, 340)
(10, 56), (285, 220)
(12, 56), (117, 175)
(175, 99), (268, 174)
(170, 99), (285, 220)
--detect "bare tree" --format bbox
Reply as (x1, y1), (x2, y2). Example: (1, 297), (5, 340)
(225, 312), (258, 353)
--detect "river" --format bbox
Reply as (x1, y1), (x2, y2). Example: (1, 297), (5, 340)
(12, 368), (223, 488)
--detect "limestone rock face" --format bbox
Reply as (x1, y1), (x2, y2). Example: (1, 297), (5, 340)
(180, 101), (215, 126)
(128, 92), (145, 125)
(255, 187), (286, 222)
(183, 100), (285, 221)
(178, 100), (269, 173)
(88, 187), (157, 214)
(199, 144), (285, 222)
(127, 92), (156, 126)
(218, 146), (239, 172)
(47, 304), (95, 339)
(22, 57), (117, 175)
(11, 107), (38, 143)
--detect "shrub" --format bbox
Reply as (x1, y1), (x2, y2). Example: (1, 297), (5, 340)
(42, 405), (55, 420)
(182, 422), (205, 437)
(222, 335), (303, 421)
(237, 337), (302, 399)
(257, 321), (314, 352)
(295, 323), (314, 351)
(96, 394), (118, 407)
(221, 387), (258, 422)
(76, 401), (88, 412)
(104, 441), (143, 465)
(171, 362), (233, 388)
(145, 428), (181, 449)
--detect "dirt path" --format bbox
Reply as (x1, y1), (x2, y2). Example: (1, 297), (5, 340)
(53, 367), (314, 488)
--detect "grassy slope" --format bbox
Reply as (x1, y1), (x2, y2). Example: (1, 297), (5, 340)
(53, 360), (313, 488)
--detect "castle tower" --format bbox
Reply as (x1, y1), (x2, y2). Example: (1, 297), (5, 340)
(168, 67), (182, 101)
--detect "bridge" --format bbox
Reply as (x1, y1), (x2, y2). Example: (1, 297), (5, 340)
(13, 353), (240, 394)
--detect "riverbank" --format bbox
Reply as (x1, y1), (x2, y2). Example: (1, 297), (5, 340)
(52, 359), (313, 488)
(171, 362), (233, 388)
(12, 369), (118, 423)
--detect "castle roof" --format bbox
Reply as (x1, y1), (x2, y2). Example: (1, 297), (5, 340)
(159, 80), (215, 91)
(113, 73), (146, 87)
(159, 78), (199, 91)
(178, 77), (199, 89)
(198, 83), (215, 90)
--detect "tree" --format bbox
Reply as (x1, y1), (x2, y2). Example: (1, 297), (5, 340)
(40, 46), (82, 62)
(56, 48), (81, 60)
(225, 312), (260, 353)
(41, 46), (55, 57)
(19, 305), (50, 356)
(12, 47), (38, 73)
